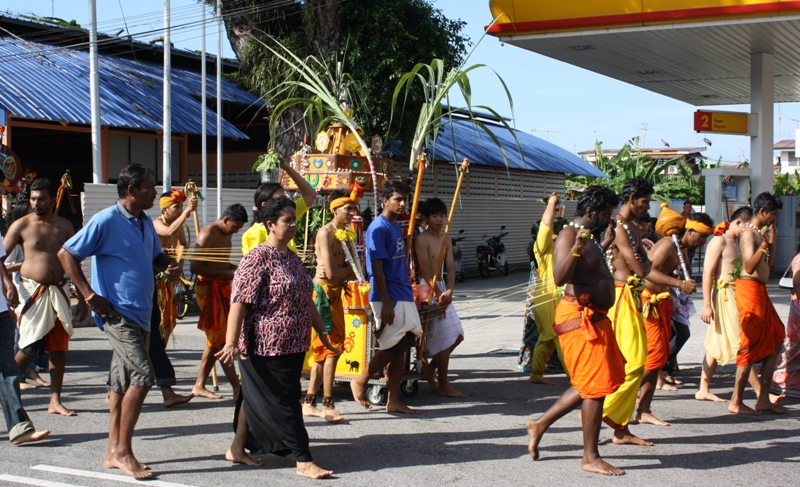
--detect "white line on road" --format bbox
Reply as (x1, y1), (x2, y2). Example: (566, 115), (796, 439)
(30, 465), (198, 487)
(0, 474), (87, 487)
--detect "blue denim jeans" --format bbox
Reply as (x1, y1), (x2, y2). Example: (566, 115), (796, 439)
(0, 310), (34, 441)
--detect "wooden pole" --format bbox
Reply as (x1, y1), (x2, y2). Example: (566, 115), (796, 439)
(405, 153), (426, 261)
(419, 159), (469, 362)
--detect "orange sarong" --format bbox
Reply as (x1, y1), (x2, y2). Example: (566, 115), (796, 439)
(156, 277), (177, 343)
(642, 288), (672, 371)
(195, 276), (231, 349)
(554, 295), (626, 399)
(311, 281), (345, 362)
(736, 278), (785, 366)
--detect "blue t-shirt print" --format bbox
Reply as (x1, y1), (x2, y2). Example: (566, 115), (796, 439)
(366, 215), (414, 303)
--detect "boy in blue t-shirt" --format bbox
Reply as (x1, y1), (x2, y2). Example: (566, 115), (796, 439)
(351, 181), (422, 414)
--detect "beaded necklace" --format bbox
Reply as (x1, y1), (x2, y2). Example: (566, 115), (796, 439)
(747, 223), (770, 262)
(569, 221), (613, 274)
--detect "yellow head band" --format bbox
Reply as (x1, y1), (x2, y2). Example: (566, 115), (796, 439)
(685, 219), (714, 235)
(159, 189), (187, 209)
(329, 184), (364, 212)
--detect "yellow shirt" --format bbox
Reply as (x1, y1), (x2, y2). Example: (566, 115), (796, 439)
(241, 198), (309, 255)
(533, 223), (558, 340)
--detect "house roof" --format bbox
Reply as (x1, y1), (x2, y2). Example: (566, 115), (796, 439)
(774, 140), (795, 150)
(0, 36), (259, 138)
(389, 117), (607, 177)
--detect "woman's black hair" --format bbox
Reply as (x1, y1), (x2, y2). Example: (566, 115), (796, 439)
(252, 182), (282, 224)
(261, 195), (295, 226)
(11, 196), (31, 222)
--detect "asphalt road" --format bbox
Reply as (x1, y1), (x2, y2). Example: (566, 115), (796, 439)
(1, 269), (798, 486)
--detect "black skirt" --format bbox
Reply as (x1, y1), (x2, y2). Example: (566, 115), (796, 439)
(234, 352), (312, 462)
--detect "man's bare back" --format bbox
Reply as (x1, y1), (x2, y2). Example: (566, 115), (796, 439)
(558, 226), (615, 309)
(717, 235), (740, 282)
(644, 238), (680, 294)
(195, 226), (234, 274)
(739, 227), (770, 283)
(8, 214), (74, 285)
(314, 224), (349, 285)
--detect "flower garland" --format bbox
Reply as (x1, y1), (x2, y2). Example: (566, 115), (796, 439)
(335, 228), (371, 295)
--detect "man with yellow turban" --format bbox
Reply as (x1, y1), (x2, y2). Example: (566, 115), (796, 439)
(302, 186), (361, 423)
(150, 188), (197, 407)
(633, 206), (714, 426)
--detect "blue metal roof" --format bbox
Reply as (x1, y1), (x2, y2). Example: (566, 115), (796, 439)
(390, 117), (607, 177)
(0, 37), (260, 138)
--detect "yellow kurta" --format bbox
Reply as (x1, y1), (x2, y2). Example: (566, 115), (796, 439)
(602, 276), (647, 429)
(530, 223), (566, 379)
(241, 197), (309, 255)
(703, 280), (739, 366)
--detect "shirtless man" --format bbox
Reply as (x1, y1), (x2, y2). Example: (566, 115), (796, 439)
(415, 197), (466, 398)
(602, 177), (653, 446)
(190, 204), (247, 399)
(697, 207), (763, 402)
(303, 188), (357, 422)
(526, 186), (626, 476)
(150, 189), (198, 407)
(731, 192), (787, 415)
(2, 178), (89, 416)
(633, 211), (714, 426)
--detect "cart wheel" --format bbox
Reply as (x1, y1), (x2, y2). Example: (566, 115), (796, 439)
(367, 385), (387, 406)
(400, 380), (419, 398)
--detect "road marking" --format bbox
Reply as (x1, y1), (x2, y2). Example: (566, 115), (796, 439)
(0, 474), (87, 487)
(30, 465), (198, 487)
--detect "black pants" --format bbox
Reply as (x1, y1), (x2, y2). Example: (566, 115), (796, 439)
(238, 352), (312, 462)
(149, 286), (176, 387)
(664, 319), (691, 376)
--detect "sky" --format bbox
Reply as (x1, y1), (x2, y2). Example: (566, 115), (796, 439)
(6, 0), (800, 165)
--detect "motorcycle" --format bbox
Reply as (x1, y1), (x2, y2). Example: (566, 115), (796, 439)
(476, 225), (509, 278)
(443, 229), (467, 283)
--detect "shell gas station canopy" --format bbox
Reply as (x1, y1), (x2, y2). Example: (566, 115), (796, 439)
(486, 0), (800, 198)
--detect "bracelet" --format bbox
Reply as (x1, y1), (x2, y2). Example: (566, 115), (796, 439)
(572, 253), (581, 258)
(84, 292), (96, 302)
(759, 248), (768, 254)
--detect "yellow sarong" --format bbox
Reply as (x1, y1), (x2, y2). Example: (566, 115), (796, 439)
(703, 280), (739, 366)
(602, 276), (647, 429)
(531, 223), (566, 380)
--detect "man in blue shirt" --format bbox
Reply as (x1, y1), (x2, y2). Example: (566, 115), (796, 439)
(59, 164), (180, 480)
(350, 180), (422, 414)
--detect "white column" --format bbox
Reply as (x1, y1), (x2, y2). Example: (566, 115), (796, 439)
(88, 0), (102, 183)
(201, 1), (208, 226)
(750, 52), (775, 200)
(216, 0), (223, 219)
(163, 0), (172, 192)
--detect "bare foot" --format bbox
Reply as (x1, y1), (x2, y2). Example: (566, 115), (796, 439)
(529, 376), (555, 385)
(756, 401), (788, 414)
(192, 387), (223, 399)
(297, 462), (333, 479)
(20, 381), (36, 391)
(771, 393), (786, 405)
(11, 429), (51, 445)
(728, 402), (761, 415)
(349, 380), (372, 410)
(302, 403), (325, 418)
(33, 377), (50, 387)
(581, 457), (625, 476)
(226, 448), (262, 466)
(656, 382), (678, 391)
(386, 402), (419, 414)
(612, 430), (654, 446)
(111, 454), (152, 479)
(104, 455), (149, 470)
(633, 411), (670, 426)
(27, 370), (50, 387)
(526, 419), (543, 460)
(48, 402), (77, 417)
(663, 375), (683, 386)
(163, 393), (194, 408)
(437, 385), (467, 398)
(423, 366), (439, 392)
(695, 390), (727, 402)
(322, 407), (345, 423)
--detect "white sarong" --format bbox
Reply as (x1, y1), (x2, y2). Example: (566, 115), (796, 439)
(425, 281), (464, 357)
(370, 300), (423, 350)
(17, 277), (73, 350)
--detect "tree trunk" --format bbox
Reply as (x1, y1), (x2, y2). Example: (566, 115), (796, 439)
(216, 0), (256, 60)
(305, 0), (341, 58)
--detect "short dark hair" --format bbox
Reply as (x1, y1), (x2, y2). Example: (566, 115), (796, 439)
(575, 186), (620, 218)
(328, 188), (349, 200)
(117, 164), (154, 198)
(29, 178), (55, 197)
(420, 197), (447, 217)
(687, 212), (714, 228)
(620, 177), (654, 204)
(730, 206), (753, 222)
(160, 191), (172, 199)
(380, 180), (410, 201)
(683, 201), (693, 206)
(222, 203), (248, 223)
(252, 182), (283, 224)
(753, 192), (783, 214)
(261, 195), (295, 225)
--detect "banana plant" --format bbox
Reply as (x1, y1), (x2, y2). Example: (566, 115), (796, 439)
(389, 18), (523, 170)
(256, 35), (380, 209)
